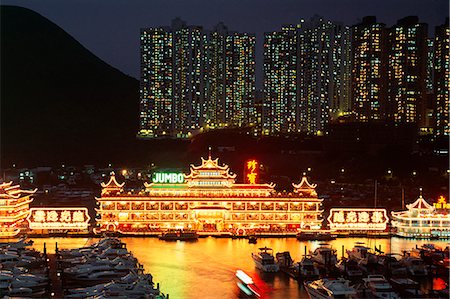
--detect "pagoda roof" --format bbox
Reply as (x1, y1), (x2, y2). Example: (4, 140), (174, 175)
(406, 195), (434, 211)
(101, 172), (125, 188)
(190, 156), (229, 171)
(292, 176), (317, 190)
(0, 181), (36, 199)
(232, 183), (276, 189)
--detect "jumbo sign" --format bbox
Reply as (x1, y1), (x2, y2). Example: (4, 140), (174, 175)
(327, 208), (388, 231)
(152, 172), (185, 184)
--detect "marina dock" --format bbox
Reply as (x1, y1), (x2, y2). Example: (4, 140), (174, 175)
(47, 253), (63, 298)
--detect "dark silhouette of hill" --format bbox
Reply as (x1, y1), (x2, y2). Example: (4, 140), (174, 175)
(1, 5), (139, 167)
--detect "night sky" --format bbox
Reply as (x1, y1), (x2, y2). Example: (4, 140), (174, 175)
(2, 0), (448, 87)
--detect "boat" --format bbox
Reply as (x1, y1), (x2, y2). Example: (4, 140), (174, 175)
(390, 278), (424, 298)
(391, 195), (450, 239)
(399, 255), (428, 277)
(309, 243), (338, 266)
(248, 235), (257, 244)
(297, 230), (337, 241)
(235, 270), (261, 298)
(362, 275), (400, 299)
(304, 278), (357, 299)
(158, 229), (198, 241)
(337, 258), (363, 279)
(251, 247), (279, 272)
(298, 256), (320, 281)
(95, 158), (324, 236)
(275, 251), (294, 268)
(346, 242), (378, 266)
(377, 254), (407, 277)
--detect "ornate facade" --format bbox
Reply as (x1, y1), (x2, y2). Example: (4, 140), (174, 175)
(391, 195), (450, 238)
(95, 155), (323, 235)
(0, 182), (35, 237)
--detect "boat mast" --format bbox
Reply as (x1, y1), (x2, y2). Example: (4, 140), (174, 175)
(374, 179), (377, 208)
(401, 186), (405, 210)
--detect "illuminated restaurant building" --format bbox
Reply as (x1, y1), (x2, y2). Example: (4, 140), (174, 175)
(95, 155), (324, 235)
(0, 181), (35, 237)
(391, 195), (450, 238)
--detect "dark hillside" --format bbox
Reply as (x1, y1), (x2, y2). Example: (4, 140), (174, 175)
(1, 5), (139, 166)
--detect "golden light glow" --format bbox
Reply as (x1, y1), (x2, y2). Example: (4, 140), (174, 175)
(246, 159), (258, 184)
(96, 155), (323, 235)
(328, 208), (388, 230)
(27, 207), (90, 230)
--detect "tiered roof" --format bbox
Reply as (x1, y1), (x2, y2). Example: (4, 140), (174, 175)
(0, 181), (36, 200)
(101, 172), (125, 195)
(392, 195), (439, 219)
(406, 195), (434, 212)
(292, 176), (318, 198)
(185, 154), (237, 188)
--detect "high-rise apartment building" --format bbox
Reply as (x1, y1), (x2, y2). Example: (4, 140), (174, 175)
(388, 16), (428, 125)
(263, 16), (351, 135)
(298, 16), (351, 134)
(205, 23), (256, 129)
(171, 18), (207, 136)
(426, 38), (435, 94)
(139, 19), (255, 138)
(351, 16), (388, 122)
(434, 18), (449, 136)
(139, 28), (173, 137)
(263, 25), (298, 135)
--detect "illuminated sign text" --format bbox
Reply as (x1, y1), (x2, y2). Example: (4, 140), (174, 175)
(27, 208), (90, 230)
(246, 160), (258, 184)
(328, 208), (388, 231)
(152, 172), (184, 184)
(434, 196), (450, 209)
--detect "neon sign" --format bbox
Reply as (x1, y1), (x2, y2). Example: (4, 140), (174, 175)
(246, 160), (258, 184)
(434, 196), (450, 209)
(328, 208), (388, 230)
(27, 208), (90, 230)
(152, 172), (185, 184)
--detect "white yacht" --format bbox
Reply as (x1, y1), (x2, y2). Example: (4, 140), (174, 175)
(304, 278), (357, 299)
(309, 243), (338, 266)
(298, 256), (320, 281)
(363, 275), (400, 299)
(400, 256), (428, 277)
(346, 243), (378, 265)
(251, 247), (279, 272)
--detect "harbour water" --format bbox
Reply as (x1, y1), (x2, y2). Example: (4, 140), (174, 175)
(30, 237), (449, 299)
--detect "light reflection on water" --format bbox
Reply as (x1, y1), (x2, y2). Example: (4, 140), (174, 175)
(30, 237), (449, 299)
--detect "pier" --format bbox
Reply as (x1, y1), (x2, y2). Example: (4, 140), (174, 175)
(47, 253), (63, 298)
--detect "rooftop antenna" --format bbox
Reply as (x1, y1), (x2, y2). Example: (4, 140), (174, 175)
(401, 186), (405, 210)
(374, 179), (377, 208)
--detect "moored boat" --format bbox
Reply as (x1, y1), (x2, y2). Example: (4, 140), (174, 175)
(390, 277), (424, 298)
(252, 247), (279, 272)
(362, 275), (400, 299)
(297, 230), (337, 241)
(304, 278), (357, 299)
(248, 235), (257, 244)
(298, 256), (320, 281)
(158, 229), (198, 241)
(309, 243), (338, 266)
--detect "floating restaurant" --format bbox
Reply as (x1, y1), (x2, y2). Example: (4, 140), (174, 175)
(0, 181), (35, 237)
(95, 154), (324, 235)
(391, 195), (450, 238)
